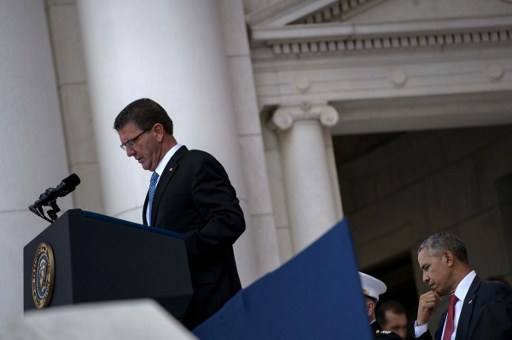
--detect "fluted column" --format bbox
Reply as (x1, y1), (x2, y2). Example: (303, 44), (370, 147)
(75, 0), (259, 285)
(271, 104), (340, 252)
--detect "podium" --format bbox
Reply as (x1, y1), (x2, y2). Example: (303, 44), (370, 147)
(24, 209), (193, 318)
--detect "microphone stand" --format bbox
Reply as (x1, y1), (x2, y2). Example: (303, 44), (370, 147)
(29, 187), (62, 223)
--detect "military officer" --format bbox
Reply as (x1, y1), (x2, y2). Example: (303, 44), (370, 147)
(359, 272), (402, 339)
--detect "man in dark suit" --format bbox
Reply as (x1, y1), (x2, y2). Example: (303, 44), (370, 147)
(114, 98), (245, 330)
(414, 231), (512, 339)
(376, 300), (408, 340)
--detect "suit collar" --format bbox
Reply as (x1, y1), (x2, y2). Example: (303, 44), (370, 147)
(456, 275), (481, 339)
(455, 271), (477, 303)
(154, 143), (184, 177)
(434, 275), (481, 340)
(149, 146), (189, 226)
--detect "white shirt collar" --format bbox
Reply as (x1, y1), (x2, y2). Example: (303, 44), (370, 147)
(454, 270), (476, 302)
(154, 143), (183, 178)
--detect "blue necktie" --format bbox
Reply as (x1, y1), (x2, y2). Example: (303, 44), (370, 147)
(148, 172), (159, 224)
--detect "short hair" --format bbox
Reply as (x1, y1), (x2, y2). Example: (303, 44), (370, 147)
(113, 98), (173, 135)
(376, 300), (406, 326)
(417, 231), (469, 264)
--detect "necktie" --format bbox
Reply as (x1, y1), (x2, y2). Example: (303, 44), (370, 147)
(148, 172), (159, 224)
(443, 294), (458, 340)
(149, 172), (159, 203)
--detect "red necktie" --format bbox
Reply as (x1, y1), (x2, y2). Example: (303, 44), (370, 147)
(443, 294), (458, 340)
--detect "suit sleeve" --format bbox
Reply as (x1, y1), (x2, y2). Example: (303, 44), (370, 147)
(184, 153), (246, 257)
(414, 322), (433, 340)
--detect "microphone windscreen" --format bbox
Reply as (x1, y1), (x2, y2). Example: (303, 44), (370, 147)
(63, 173), (81, 188)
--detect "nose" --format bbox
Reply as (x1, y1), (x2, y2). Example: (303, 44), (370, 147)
(126, 146), (135, 157)
(422, 272), (429, 283)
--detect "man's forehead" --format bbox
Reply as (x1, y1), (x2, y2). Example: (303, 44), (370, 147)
(118, 122), (138, 135)
(418, 249), (434, 263)
(386, 310), (407, 321)
(418, 248), (427, 258)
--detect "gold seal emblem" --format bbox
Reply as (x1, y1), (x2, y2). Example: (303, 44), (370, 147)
(31, 242), (55, 308)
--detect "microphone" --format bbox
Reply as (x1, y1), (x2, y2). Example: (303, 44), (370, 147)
(29, 174), (81, 222)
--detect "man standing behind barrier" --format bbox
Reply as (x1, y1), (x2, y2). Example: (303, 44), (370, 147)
(377, 300), (408, 339)
(360, 272), (402, 339)
(114, 98), (246, 330)
(415, 231), (512, 339)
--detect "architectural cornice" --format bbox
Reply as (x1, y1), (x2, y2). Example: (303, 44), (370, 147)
(247, 0), (512, 55)
(251, 15), (512, 55)
(248, 0), (512, 134)
(290, 0), (390, 24)
(246, 0), (388, 28)
(246, 0), (336, 28)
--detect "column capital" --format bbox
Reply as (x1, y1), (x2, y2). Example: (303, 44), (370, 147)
(270, 103), (339, 130)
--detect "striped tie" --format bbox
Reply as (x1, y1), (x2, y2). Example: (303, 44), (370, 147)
(148, 172), (159, 224)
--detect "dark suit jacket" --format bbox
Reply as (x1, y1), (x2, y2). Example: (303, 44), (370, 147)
(143, 146), (245, 330)
(416, 276), (512, 340)
(371, 320), (403, 339)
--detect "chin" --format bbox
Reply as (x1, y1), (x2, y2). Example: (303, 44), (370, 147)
(437, 288), (448, 296)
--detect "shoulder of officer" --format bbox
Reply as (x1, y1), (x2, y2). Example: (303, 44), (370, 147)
(375, 329), (402, 339)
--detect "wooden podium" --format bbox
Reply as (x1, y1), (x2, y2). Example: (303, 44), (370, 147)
(24, 209), (193, 318)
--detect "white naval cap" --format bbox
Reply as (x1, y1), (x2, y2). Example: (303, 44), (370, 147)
(359, 272), (387, 301)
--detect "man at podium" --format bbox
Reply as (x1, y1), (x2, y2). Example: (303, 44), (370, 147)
(114, 98), (246, 330)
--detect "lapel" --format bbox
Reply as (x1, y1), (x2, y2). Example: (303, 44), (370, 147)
(150, 145), (188, 226)
(456, 275), (481, 340)
(434, 311), (447, 340)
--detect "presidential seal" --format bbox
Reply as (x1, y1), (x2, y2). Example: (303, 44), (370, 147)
(31, 242), (55, 308)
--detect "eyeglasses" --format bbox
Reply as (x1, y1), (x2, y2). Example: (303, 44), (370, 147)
(120, 129), (149, 150)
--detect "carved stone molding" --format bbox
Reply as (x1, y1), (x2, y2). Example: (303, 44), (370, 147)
(389, 69), (407, 88)
(294, 74), (311, 92)
(270, 104), (339, 130)
(257, 18), (512, 56)
(291, 0), (389, 24)
(486, 63), (505, 82)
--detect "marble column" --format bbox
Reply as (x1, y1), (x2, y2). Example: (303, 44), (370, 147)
(271, 104), (341, 252)
(220, 0), (281, 275)
(0, 0), (71, 332)
(47, 1), (104, 214)
(76, 0), (259, 285)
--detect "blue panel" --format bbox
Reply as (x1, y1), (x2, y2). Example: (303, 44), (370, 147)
(193, 218), (372, 340)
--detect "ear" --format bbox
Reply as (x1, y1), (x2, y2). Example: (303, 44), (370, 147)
(153, 123), (165, 142)
(443, 250), (455, 267)
(366, 299), (375, 317)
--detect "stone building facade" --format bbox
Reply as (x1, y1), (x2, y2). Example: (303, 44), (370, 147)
(1, 0), (511, 333)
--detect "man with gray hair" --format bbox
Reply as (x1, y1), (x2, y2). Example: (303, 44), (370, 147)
(414, 231), (512, 339)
